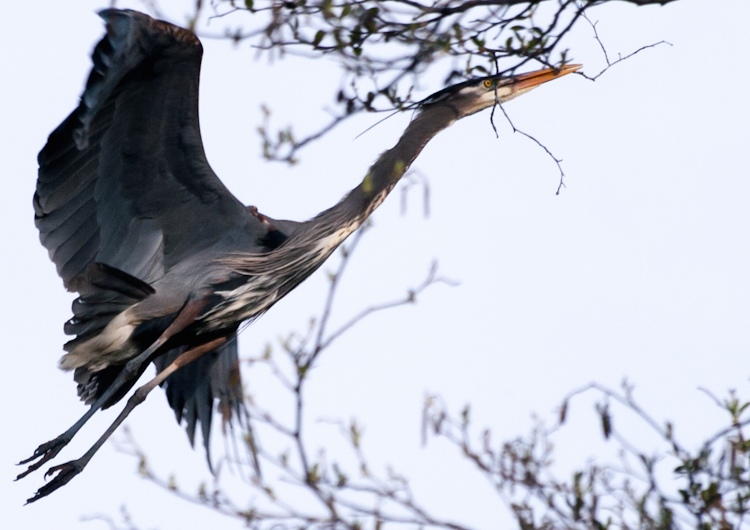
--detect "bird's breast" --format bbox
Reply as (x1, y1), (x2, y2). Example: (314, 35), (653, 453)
(198, 221), (360, 330)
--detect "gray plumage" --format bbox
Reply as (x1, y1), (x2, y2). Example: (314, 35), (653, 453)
(20, 8), (579, 502)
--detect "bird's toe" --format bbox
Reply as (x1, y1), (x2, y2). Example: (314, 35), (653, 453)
(16, 435), (70, 480)
(25, 460), (84, 504)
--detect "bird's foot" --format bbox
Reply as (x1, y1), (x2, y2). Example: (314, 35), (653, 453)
(16, 435), (70, 480)
(24, 459), (85, 504)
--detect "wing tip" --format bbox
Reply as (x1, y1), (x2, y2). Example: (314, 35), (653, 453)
(97, 8), (201, 47)
(74, 9), (200, 150)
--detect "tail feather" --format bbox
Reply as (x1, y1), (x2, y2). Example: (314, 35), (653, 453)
(154, 333), (244, 471)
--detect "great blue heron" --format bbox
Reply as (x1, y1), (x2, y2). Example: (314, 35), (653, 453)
(18, 9), (579, 503)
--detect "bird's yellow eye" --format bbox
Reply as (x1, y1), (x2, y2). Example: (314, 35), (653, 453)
(483, 79), (493, 88)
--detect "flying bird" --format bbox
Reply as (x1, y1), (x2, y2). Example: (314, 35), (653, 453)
(18, 8), (579, 503)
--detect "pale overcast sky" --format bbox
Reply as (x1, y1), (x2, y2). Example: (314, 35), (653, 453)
(2, 1), (749, 528)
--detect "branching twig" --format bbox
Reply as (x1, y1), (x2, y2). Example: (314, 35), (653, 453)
(492, 101), (568, 194)
(177, 0), (671, 164)
(580, 10), (672, 81)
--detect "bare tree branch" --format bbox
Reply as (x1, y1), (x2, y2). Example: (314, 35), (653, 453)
(135, 0), (679, 165)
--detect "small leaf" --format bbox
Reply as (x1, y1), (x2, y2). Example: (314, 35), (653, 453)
(333, 463), (348, 487)
(559, 399), (568, 424)
(597, 402), (612, 439)
(307, 464), (320, 485)
(350, 420), (362, 448)
(461, 405), (470, 426)
(138, 456), (149, 477)
(313, 30), (325, 47)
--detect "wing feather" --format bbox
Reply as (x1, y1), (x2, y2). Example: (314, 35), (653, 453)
(37, 193), (96, 248)
(58, 229), (101, 282)
(34, 9), (253, 290)
(35, 9), (260, 457)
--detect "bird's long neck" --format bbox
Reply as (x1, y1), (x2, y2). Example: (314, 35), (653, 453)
(209, 103), (464, 325)
(311, 102), (461, 234)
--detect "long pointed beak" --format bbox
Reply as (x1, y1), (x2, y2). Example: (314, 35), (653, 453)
(503, 64), (582, 91)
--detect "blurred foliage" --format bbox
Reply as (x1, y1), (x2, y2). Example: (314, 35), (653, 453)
(117, 372), (750, 529)
(106, 227), (750, 530)
(159, 0), (678, 162)
(423, 383), (750, 530)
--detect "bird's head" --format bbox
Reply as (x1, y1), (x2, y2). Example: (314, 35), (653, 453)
(420, 64), (582, 117)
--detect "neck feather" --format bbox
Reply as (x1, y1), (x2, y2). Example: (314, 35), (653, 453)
(311, 102), (462, 234)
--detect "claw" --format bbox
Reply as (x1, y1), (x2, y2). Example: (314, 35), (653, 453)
(25, 460), (84, 504)
(16, 435), (70, 480)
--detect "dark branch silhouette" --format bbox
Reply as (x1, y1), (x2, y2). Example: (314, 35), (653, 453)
(132, 0), (681, 166)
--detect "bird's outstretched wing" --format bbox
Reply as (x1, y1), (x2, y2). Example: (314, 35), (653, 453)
(34, 9), (251, 289)
(33, 9), (253, 456)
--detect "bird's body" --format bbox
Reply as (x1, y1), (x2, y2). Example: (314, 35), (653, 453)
(19, 8), (579, 502)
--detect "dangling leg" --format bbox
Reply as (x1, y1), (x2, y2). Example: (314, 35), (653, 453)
(17, 298), (208, 479)
(24, 335), (228, 504)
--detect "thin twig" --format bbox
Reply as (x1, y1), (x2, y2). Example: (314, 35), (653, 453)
(493, 102), (568, 194)
(580, 10), (672, 81)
